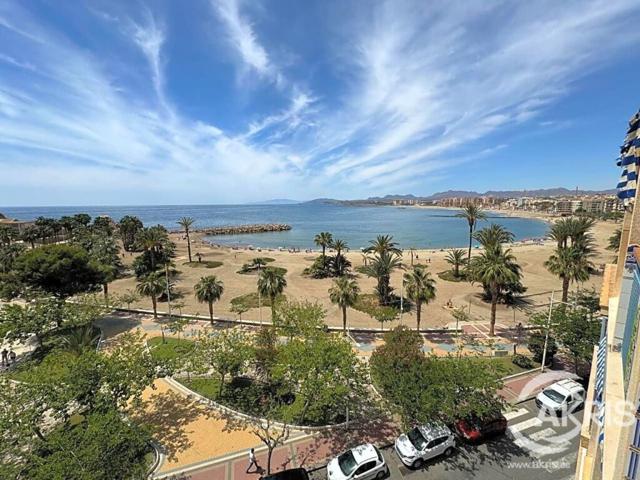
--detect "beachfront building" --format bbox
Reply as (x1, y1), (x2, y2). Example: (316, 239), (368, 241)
(0, 212), (34, 233)
(575, 109), (640, 480)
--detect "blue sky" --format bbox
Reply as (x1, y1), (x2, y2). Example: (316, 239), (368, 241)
(1, 0), (640, 206)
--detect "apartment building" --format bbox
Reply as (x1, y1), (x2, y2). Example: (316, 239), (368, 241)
(575, 110), (640, 480)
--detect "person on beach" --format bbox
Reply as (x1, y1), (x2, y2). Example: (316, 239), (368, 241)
(9, 350), (16, 365)
(1, 348), (7, 367)
(246, 448), (259, 473)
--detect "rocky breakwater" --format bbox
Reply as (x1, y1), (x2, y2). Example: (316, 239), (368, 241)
(192, 223), (292, 236)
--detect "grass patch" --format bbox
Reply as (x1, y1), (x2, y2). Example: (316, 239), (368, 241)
(352, 293), (410, 319)
(437, 270), (468, 282)
(147, 336), (195, 362)
(464, 355), (540, 377)
(237, 265), (287, 276)
(183, 260), (223, 269)
(8, 348), (78, 382)
(181, 376), (343, 426)
(230, 292), (285, 309)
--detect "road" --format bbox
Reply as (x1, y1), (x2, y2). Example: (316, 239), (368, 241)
(309, 399), (582, 480)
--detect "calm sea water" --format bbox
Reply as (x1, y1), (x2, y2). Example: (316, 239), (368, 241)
(0, 204), (549, 249)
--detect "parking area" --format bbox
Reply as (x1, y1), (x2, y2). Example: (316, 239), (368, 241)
(307, 399), (582, 480)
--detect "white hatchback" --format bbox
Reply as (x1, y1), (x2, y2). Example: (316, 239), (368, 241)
(394, 423), (456, 468)
(326, 443), (387, 480)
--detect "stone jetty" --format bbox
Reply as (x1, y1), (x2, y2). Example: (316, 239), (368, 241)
(182, 223), (292, 236)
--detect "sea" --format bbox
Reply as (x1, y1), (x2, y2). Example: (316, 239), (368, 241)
(0, 203), (549, 250)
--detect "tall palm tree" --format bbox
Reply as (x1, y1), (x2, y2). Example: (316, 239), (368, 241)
(545, 246), (593, 303)
(331, 239), (349, 276)
(364, 234), (402, 256)
(404, 266), (437, 331)
(608, 228), (622, 252)
(361, 251), (403, 305)
(329, 276), (360, 335)
(258, 268), (287, 319)
(194, 275), (225, 324)
(473, 223), (513, 249)
(136, 272), (165, 319)
(138, 226), (168, 271)
(469, 244), (521, 336)
(332, 239), (348, 256)
(178, 217), (195, 263)
(456, 203), (487, 261)
(314, 232), (334, 259)
(445, 249), (467, 277)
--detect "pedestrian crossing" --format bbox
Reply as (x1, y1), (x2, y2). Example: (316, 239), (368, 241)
(504, 401), (582, 460)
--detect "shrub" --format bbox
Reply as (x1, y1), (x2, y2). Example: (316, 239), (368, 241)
(512, 354), (534, 370)
(527, 331), (557, 365)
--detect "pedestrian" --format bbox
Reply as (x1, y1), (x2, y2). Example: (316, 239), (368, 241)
(246, 448), (259, 473)
(9, 350), (16, 365)
(1, 348), (7, 367)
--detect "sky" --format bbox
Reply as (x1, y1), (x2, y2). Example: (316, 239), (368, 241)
(1, 0), (640, 206)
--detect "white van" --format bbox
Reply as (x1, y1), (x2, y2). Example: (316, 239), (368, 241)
(535, 379), (585, 416)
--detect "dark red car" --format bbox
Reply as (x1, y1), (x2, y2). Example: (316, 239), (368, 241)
(454, 413), (508, 443)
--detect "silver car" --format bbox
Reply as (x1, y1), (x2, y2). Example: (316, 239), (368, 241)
(394, 422), (456, 468)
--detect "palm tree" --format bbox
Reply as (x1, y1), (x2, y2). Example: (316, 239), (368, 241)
(62, 325), (101, 355)
(456, 203), (487, 261)
(332, 239), (348, 256)
(138, 226), (168, 271)
(194, 275), (225, 324)
(329, 276), (360, 334)
(331, 239), (349, 276)
(445, 249), (467, 277)
(136, 272), (165, 319)
(608, 228), (621, 252)
(364, 234), (402, 255)
(258, 268), (287, 319)
(21, 226), (39, 249)
(178, 217), (195, 263)
(469, 243), (521, 336)
(473, 223), (513, 249)
(404, 266), (436, 331)
(545, 246), (593, 303)
(361, 251), (403, 305)
(314, 232), (333, 259)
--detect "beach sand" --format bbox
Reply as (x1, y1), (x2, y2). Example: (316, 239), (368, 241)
(108, 220), (619, 330)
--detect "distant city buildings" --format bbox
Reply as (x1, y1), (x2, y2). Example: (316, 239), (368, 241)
(432, 194), (623, 215)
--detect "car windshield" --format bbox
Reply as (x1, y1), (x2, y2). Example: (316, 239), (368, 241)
(338, 451), (358, 476)
(543, 389), (566, 403)
(407, 427), (428, 450)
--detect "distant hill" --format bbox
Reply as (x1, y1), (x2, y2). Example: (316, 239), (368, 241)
(425, 188), (616, 200)
(248, 199), (301, 205)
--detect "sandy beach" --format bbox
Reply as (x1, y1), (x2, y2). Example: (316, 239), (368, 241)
(108, 219), (619, 330)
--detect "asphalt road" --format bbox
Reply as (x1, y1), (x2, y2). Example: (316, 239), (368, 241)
(309, 399), (582, 480)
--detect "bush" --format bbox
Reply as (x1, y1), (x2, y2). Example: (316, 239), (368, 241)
(527, 331), (557, 365)
(512, 354), (534, 370)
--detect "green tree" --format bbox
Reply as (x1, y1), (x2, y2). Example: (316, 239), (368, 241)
(456, 203), (487, 261)
(136, 272), (165, 319)
(13, 244), (103, 298)
(136, 225), (171, 272)
(0, 243), (25, 274)
(608, 228), (621, 252)
(194, 275), (225, 324)
(194, 328), (253, 397)
(178, 217), (195, 263)
(61, 324), (101, 355)
(0, 225), (16, 246)
(273, 299), (326, 340)
(86, 233), (123, 305)
(230, 300), (249, 320)
(20, 225), (40, 248)
(468, 225), (521, 336)
(314, 232), (334, 259)
(445, 248), (467, 277)
(364, 234), (402, 255)
(273, 333), (365, 425)
(118, 215), (144, 252)
(404, 265), (436, 331)
(545, 245), (593, 303)
(527, 330), (558, 365)
(329, 276), (360, 335)
(258, 267), (287, 319)
(361, 250), (402, 305)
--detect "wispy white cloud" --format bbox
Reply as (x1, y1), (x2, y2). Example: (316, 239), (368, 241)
(0, 0), (639, 205)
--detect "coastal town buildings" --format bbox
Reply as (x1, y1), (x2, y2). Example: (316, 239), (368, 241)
(574, 110), (640, 480)
(0, 212), (34, 233)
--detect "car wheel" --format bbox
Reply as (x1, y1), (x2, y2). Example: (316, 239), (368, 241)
(444, 447), (454, 457)
(412, 458), (424, 469)
(376, 470), (386, 480)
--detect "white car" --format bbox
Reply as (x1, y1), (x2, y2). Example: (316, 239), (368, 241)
(326, 443), (387, 480)
(394, 423), (456, 468)
(535, 379), (585, 416)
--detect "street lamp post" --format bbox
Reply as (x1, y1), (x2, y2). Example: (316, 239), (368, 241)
(541, 291), (554, 372)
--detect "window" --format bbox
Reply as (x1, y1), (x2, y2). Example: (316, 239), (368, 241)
(628, 451), (639, 480)
(354, 461), (376, 476)
(566, 395), (573, 404)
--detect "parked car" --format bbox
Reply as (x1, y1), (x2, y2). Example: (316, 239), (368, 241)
(261, 467), (309, 480)
(327, 443), (387, 480)
(535, 379), (585, 416)
(394, 422), (456, 469)
(454, 413), (508, 443)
